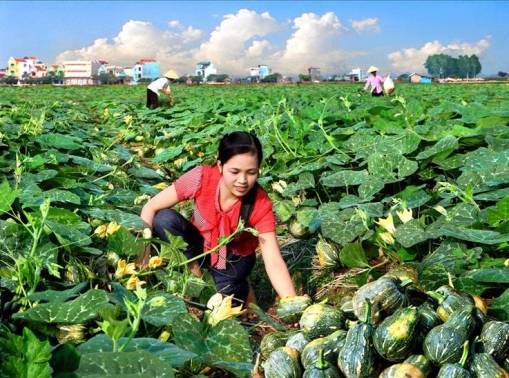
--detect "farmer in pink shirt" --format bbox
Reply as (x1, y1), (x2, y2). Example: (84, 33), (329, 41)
(364, 65), (385, 96)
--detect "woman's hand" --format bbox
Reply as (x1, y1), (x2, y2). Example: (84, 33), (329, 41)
(258, 231), (296, 298)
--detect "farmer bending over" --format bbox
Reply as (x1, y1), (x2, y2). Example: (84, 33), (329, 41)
(139, 131), (296, 306)
(364, 65), (386, 96)
(146, 69), (178, 109)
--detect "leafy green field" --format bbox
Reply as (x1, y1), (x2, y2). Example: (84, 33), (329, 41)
(1, 83), (508, 377)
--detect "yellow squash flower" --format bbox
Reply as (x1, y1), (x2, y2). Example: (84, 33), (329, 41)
(148, 256), (163, 269)
(124, 115), (133, 125)
(115, 259), (137, 278)
(93, 224), (108, 238)
(206, 294), (245, 326)
(375, 213), (396, 234)
(379, 232), (395, 245)
(106, 222), (121, 235)
(396, 208), (413, 224)
(126, 275), (146, 290)
(152, 182), (168, 190)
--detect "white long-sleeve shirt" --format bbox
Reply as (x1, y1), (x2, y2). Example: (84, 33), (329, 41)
(147, 78), (170, 96)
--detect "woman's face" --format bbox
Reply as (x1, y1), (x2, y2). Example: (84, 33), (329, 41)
(218, 152), (259, 198)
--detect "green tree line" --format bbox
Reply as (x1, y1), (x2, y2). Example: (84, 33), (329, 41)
(425, 54), (481, 78)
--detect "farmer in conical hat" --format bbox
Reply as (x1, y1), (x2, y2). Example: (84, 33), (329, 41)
(146, 69), (179, 109)
(364, 65), (385, 97)
(139, 131), (297, 307)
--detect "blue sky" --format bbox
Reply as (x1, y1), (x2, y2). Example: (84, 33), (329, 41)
(1, 1), (507, 76)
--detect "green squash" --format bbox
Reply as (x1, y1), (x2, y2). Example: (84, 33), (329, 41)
(436, 341), (471, 378)
(427, 285), (474, 322)
(338, 300), (375, 378)
(316, 237), (340, 269)
(470, 353), (509, 378)
(423, 306), (475, 365)
(403, 355), (433, 377)
(277, 295), (312, 323)
(373, 306), (419, 362)
(289, 217), (311, 239)
(286, 332), (309, 353)
(299, 303), (344, 340)
(378, 363), (425, 378)
(417, 302), (442, 333)
(261, 331), (293, 359)
(480, 320), (509, 362)
(352, 276), (411, 324)
(301, 330), (347, 369)
(303, 349), (342, 378)
(263, 347), (302, 378)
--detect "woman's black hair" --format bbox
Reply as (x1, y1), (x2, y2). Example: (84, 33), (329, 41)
(217, 131), (263, 166)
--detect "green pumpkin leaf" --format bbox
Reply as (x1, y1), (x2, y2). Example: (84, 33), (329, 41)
(76, 351), (174, 378)
(394, 219), (429, 247)
(13, 289), (109, 324)
(440, 225), (509, 244)
(468, 268), (509, 284)
(83, 208), (145, 229)
(0, 179), (20, 214)
(339, 242), (369, 268)
(415, 135), (458, 160)
(172, 313), (207, 355)
(320, 170), (369, 187)
(78, 335), (197, 369)
(488, 289), (509, 321)
(107, 227), (144, 257)
(142, 293), (188, 327)
(0, 327), (52, 378)
(36, 133), (82, 150)
(319, 205), (368, 245)
(27, 282), (88, 303)
(205, 320), (252, 363)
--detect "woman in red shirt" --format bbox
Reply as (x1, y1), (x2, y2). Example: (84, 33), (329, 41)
(140, 131), (296, 305)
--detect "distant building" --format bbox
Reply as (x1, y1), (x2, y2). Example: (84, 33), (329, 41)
(195, 61), (217, 81)
(0, 68), (6, 78)
(308, 67), (321, 82)
(249, 64), (271, 79)
(63, 60), (102, 85)
(348, 67), (364, 82)
(132, 59), (160, 83)
(98, 64), (125, 77)
(7, 56), (46, 79)
(409, 73), (432, 84)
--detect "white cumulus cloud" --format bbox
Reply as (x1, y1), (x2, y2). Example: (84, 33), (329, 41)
(351, 18), (380, 32)
(388, 38), (491, 72)
(56, 20), (203, 75)
(195, 9), (280, 72)
(276, 12), (362, 74)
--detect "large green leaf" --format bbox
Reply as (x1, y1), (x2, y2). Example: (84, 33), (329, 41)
(367, 153), (418, 183)
(468, 268), (509, 284)
(486, 196), (509, 226)
(171, 313), (207, 355)
(13, 289), (109, 324)
(415, 135), (458, 160)
(0, 179), (20, 214)
(319, 205), (368, 245)
(488, 289), (509, 320)
(440, 225), (509, 244)
(107, 227), (145, 257)
(338, 241), (369, 268)
(36, 133), (82, 150)
(83, 208), (145, 229)
(205, 320), (252, 364)
(0, 327), (52, 378)
(152, 146), (184, 163)
(320, 169), (369, 187)
(27, 282), (88, 303)
(141, 293), (188, 327)
(78, 335), (197, 369)
(76, 351), (174, 378)
(394, 219), (429, 247)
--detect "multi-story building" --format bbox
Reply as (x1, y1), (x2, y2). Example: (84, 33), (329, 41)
(308, 67), (321, 82)
(195, 61), (217, 81)
(348, 67), (364, 82)
(7, 56), (46, 79)
(63, 60), (102, 85)
(132, 59), (160, 83)
(249, 64), (271, 80)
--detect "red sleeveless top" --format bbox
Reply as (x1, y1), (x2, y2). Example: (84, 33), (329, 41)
(174, 165), (276, 268)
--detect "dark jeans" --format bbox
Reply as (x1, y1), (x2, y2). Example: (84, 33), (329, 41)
(372, 90), (384, 97)
(153, 209), (256, 303)
(146, 89), (159, 109)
